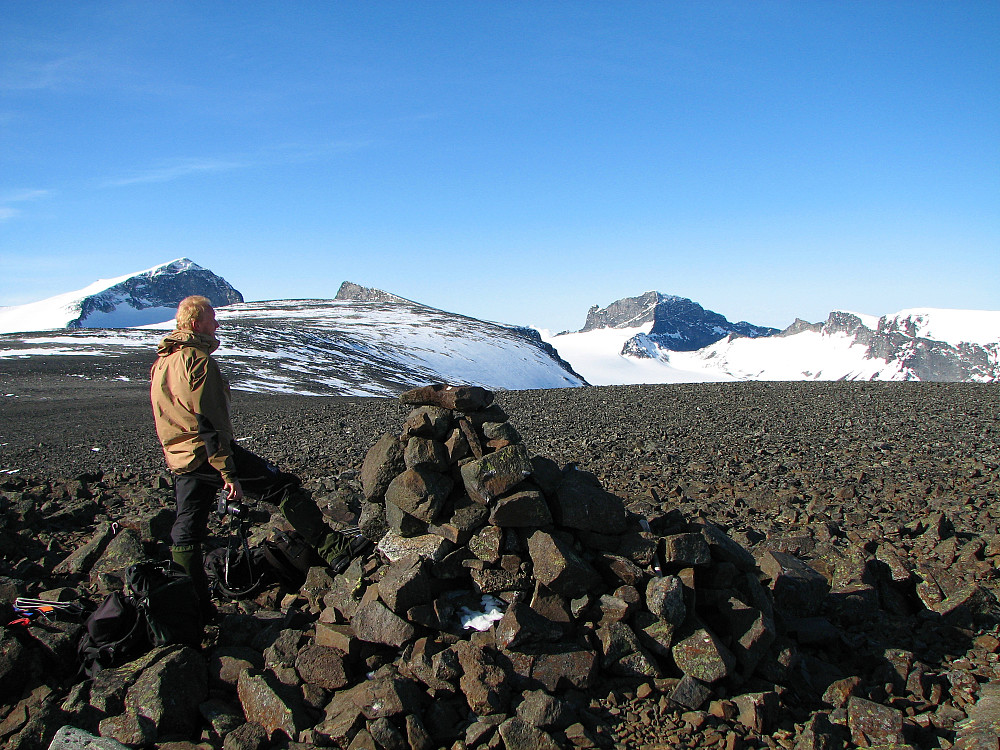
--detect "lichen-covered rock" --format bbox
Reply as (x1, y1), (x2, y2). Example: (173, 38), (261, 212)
(237, 669), (310, 741)
(672, 628), (736, 684)
(460, 444), (534, 505)
(846, 696), (905, 747)
(527, 530), (599, 597)
(646, 575), (686, 625)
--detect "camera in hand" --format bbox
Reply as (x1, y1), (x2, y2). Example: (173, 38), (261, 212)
(217, 493), (249, 519)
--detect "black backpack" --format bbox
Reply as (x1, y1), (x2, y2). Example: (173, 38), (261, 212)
(261, 530), (326, 589)
(76, 592), (148, 677)
(77, 560), (201, 677)
(125, 560), (202, 648)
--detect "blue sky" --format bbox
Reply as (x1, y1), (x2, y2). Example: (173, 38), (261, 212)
(2, 2), (997, 333)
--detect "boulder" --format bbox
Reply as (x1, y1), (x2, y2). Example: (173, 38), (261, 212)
(361, 433), (405, 502)
(646, 575), (686, 625)
(527, 530), (599, 598)
(461, 444), (533, 504)
(351, 599), (416, 647)
(489, 485), (553, 528)
(385, 468), (452, 524)
(122, 646), (208, 739)
(399, 384), (493, 412)
(47, 726), (130, 750)
(294, 644), (348, 691)
(672, 627), (736, 684)
(757, 550), (831, 617)
(237, 669), (310, 741)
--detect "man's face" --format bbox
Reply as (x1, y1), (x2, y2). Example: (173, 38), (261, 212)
(192, 307), (219, 336)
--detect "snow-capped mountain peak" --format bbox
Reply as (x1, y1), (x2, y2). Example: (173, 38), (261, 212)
(569, 290), (780, 363)
(0, 257), (243, 334)
(877, 308), (1000, 347)
(2, 262), (997, 389)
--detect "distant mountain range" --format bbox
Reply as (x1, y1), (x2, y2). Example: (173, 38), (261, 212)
(1, 258), (997, 391)
(0, 259), (241, 332)
(544, 297), (1000, 384)
(0, 260), (584, 396)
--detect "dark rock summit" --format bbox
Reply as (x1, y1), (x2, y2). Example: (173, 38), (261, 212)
(582, 291), (778, 354)
(334, 282), (411, 305)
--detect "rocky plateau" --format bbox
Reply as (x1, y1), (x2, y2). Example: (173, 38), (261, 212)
(0, 363), (998, 750)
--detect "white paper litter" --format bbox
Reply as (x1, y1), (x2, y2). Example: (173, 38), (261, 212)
(458, 595), (506, 631)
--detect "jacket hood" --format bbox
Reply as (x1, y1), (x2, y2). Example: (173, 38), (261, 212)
(156, 329), (220, 357)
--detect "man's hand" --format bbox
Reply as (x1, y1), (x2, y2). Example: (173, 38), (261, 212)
(224, 478), (244, 502)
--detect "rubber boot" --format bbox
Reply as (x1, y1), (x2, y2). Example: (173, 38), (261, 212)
(278, 489), (352, 566)
(171, 544), (217, 624)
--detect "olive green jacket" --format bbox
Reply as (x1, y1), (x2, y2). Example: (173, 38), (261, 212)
(150, 330), (236, 482)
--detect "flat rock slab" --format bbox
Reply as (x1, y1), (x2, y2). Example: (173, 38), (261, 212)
(954, 682), (1000, 750)
(47, 726), (130, 750)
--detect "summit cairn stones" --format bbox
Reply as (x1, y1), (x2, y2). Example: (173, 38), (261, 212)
(552, 469), (628, 534)
(527, 530), (599, 597)
(672, 627), (736, 684)
(14, 384), (1000, 749)
(338, 382), (853, 743)
(399, 384), (493, 412)
(385, 468), (452, 524)
(460, 444), (533, 505)
(757, 550), (831, 616)
(361, 433), (404, 502)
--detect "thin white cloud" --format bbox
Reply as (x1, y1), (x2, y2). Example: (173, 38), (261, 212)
(101, 157), (250, 187)
(103, 140), (373, 188)
(0, 55), (88, 92)
(0, 189), (53, 223)
(2, 189), (52, 202)
(270, 139), (375, 162)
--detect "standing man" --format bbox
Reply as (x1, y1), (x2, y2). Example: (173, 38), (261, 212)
(150, 295), (355, 613)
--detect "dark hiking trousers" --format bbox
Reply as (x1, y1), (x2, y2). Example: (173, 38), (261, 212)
(171, 441), (349, 564)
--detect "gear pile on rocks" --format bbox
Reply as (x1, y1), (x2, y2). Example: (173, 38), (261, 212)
(1, 383), (999, 750)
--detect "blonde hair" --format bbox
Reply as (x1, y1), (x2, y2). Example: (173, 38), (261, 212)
(176, 296), (213, 331)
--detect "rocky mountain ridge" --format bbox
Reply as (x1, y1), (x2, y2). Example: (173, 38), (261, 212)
(689, 310), (1000, 382)
(582, 291), (778, 352)
(334, 282), (411, 305)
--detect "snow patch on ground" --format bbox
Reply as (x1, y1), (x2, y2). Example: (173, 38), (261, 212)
(539, 326), (729, 385)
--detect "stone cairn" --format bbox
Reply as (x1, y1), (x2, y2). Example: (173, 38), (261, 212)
(312, 383), (806, 747)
